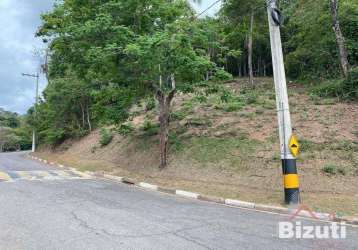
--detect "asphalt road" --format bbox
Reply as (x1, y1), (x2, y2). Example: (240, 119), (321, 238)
(0, 152), (357, 250)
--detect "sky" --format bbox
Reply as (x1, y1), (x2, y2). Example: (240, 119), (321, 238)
(0, 0), (221, 114)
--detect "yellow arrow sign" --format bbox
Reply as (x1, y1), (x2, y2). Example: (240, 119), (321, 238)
(289, 135), (300, 157)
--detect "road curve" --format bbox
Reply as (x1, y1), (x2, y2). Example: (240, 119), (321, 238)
(0, 152), (357, 250)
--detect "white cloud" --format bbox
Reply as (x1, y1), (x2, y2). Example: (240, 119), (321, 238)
(0, 0), (53, 114)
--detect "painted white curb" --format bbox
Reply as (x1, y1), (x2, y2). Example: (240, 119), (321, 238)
(176, 190), (199, 199)
(138, 182), (158, 190)
(103, 174), (123, 182)
(225, 199), (255, 209)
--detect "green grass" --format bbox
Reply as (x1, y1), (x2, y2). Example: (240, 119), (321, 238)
(140, 120), (160, 136)
(183, 137), (256, 168)
(170, 110), (189, 121)
(322, 164), (337, 175)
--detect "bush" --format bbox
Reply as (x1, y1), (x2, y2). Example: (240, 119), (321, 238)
(170, 111), (187, 121)
(44, 129), (66, 146)
(141, 120), (160, 136)
(117, 123), (134, 135)
(311, 80), (343, 98)
(193, 94), (208, 103)
(322, 164), (337, 175)
(311, 67), (358, 100)
(222, 102), (244, 112)
(220, 90), (233, 103)
(211, 68), (233, 81)
(341, 67), (358, 100)
(99, 128), (113, 146)
(245, 92), (258, 104)
(145, 97), (156, 111)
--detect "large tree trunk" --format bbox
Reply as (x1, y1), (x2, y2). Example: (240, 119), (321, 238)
(248, 10), (254, 86)
(330, 0), (349, 77)
(155, 75), (176, 169)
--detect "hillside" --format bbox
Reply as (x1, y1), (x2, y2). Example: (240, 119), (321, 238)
(35, 78), (358, 216)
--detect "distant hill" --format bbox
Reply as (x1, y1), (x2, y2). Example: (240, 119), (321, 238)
(0, 108), (31, 151)
(0, 108), (19, 128)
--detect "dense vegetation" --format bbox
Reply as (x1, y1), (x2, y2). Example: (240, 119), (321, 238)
(0, 108), (32, 152)
(29, 0), (358, 167)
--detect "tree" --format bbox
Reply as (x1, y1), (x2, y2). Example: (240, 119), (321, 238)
(281, 0), (358, 79)
(330, 0), (350, 77)
(220, 0), (269, 81)
(125, 20), (212, 168)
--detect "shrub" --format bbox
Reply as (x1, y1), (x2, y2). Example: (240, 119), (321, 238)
(170, 111), (187, 121)
(194, 94), (208, 103)
(311, 67), (358, 100)
(145, 97), (156, 111)
(341, 67), (358, 100)
(322, 164), (337, 175)
(220, 90), (233, 103)
(222, 102), (244, 112)
(44, 129), (66, 146)
(245, 92), (258, 104)
(211, 68), (233, 81)
(99, 128), (113, 146)
(311, 80), (343, 98)
(141, 120), (160, 136)
(117, 123), (134, 135)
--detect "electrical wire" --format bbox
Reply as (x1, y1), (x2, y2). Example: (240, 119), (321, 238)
(195, 0), (222, 19)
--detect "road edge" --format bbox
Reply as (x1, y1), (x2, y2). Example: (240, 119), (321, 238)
(29, 155), (358, 226)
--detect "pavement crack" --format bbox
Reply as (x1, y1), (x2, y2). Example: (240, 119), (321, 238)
(70, 208), (216, 249)
(70, 210), (99, 233)
(172, 231), (215, 250)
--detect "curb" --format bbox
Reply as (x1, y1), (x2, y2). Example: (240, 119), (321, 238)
(226, 199), (255, 209)
(176, 190), (199, 199)
(28, 154), (358, 226)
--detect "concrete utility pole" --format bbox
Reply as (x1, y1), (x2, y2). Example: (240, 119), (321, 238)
(266, 0), (300, 204)
(22, 73), (39, 153)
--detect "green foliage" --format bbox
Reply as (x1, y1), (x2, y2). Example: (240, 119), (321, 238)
(211, 68), (233, 81)
(220, 102), (244, 112)
(341, 67), (358, 99)
(145, 97), (156, 111)
(311, 67), (358, 100)
(99, 128), (113, 146)
(0, 109), (31, 151)
(185, 136), (255, 167)
(193, 94), (208, 103)
(31, 0), (358, 155)
(117, 123), (134, 136)
(42, 129), (66, 146)
(141, 120), (160, 136)
(170, 110), (188, 121)
(282, 0), (358, 79)
(322, 164), (338, 175)
(169, 132), (184, 152)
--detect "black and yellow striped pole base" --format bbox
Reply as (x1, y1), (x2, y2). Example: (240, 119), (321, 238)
(282, 159), (300, 204)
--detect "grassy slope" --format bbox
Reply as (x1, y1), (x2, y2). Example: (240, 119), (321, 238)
(36, 78), (358, 216)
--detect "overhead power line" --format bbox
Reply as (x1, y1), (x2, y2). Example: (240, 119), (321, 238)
(195, 0), (222, 18)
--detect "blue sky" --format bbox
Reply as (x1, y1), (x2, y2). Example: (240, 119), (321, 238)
(0, 0), (221, 114)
